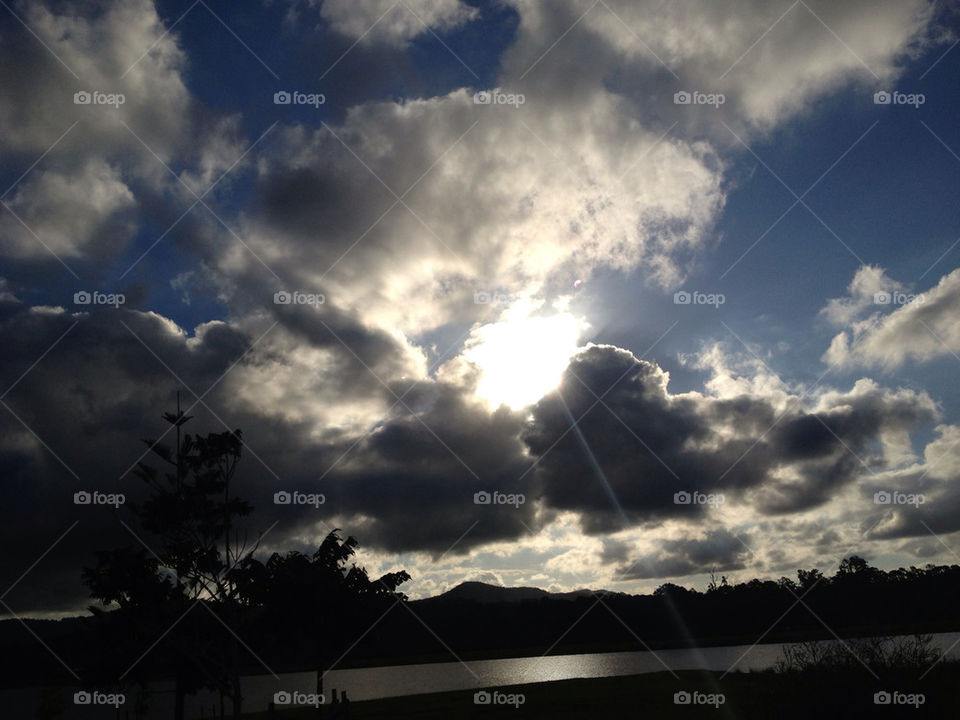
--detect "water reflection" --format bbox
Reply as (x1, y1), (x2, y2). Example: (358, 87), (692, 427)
(7, 632), (958, 717)
(308, 631), (960, 704)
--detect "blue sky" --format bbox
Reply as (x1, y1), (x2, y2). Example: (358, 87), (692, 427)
(1, 0), (959, 613)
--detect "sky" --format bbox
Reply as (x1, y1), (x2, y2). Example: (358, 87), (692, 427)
(0, 0), (959, 616)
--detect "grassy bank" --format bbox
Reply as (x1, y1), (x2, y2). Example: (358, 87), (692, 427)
(219, 664), (958, 719)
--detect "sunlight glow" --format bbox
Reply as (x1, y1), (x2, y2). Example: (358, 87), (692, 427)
(465, 308), (584, 411)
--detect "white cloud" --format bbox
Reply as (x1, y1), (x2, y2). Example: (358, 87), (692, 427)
(0, 159), (136, 259)
(823, 267), (960, 370)
(247, 87), (726, 344)
(0, 0), (251, 274)
(1, 0), (192, 158)
(320, 0), (478, 47)
(819, 265), (905, 327)
(508, 0), (934, 132)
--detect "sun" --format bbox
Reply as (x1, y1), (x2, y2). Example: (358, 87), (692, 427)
(464, 309), (584, 411)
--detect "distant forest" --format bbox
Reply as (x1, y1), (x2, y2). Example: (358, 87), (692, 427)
(398, 557), (960, 661)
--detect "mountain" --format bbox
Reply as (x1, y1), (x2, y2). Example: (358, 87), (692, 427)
(416, 581), (620, 605)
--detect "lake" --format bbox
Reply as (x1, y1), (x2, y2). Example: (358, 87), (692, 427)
(7, 631), (959, 717)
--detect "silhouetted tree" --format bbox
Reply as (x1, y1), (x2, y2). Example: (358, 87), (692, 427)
(85, 401), (260, 720)
(796, 568), (824, 592)
(235, 528), (410, 683)
(84, 402), (411, 719)
(837, 555), (870, 576)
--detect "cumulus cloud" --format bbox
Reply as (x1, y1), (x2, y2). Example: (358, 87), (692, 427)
(615, 529), (752, 580)
(863, 423), (960, 540)
(503, 0), (934, 136)
(0, 301), (252, 613)
(0, 0), (192, 157)
(0, 295), (535, 610)
(819, 265), (906, 327)
(822, 267), (960, 370)
(245, 87), (726, 344)
(0, 0), (249, 283)
(0, 159), (136, 260)
(0, 0), (955, 612)
(524, 344), (940, 532)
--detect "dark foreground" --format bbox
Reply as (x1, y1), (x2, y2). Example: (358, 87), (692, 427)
(227, 665), (958, 719)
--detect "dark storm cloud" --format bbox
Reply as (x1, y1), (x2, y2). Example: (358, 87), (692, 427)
(600, 538), (630, 565)
(0, 297), (537, 611)
(615, 529), (750, 580)
(0, 299), (408, 613)
(272, 300), (417, 394)
(0, 300), (252, 614)
(255, 164), (391, 243)
(524, 345), (940, 532)
(523, 344), (770, 532)
(283, 381), (536, 555)
(0, 0), (953, 613)
(868, 497), (960, 542)
(0, 300), (947, 612)
(756, 383), (939, 514)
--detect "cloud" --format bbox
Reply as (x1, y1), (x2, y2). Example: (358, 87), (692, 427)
(502, 0), (934, 136)
(822, 267), (960, 370)
(0, 159), (136, 260)
(862, 423), (960, 540)
(0, 293), (950, 609)
(524, 345), (940, 531)
(229, 0), (942, 363)
(0, 295), (537, 612)
(0, 0), (249, 282)
(615, 529), (751, 580)
(245, 86), (726, 344)
(0, 302), (252, 614)
(755, 378), (938, 513)
(819, 265), (905, 327)
(319, 0), (479, 47)
(0, 0), (192, 157)
(0, 0), (955, 611)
